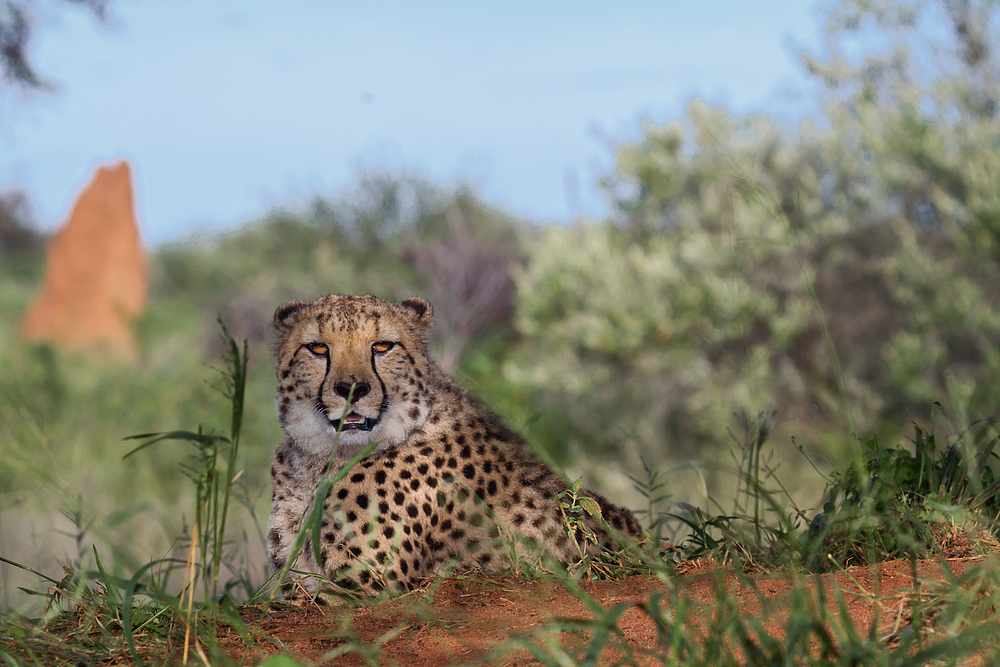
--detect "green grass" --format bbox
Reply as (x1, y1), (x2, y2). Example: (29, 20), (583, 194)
(0, 287), (282, 614)
(0, 325), (257, 665)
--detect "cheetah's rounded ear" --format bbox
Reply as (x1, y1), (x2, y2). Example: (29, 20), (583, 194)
(400, 297), (433, 326)
(273, 300), (308, 335)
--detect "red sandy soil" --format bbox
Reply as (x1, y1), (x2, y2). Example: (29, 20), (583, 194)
(216, 556), (989, 666)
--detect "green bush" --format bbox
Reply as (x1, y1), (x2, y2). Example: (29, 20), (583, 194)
(505, 0), (1000, 476)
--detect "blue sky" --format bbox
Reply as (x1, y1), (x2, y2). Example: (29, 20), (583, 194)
(1, 1), (822, 244)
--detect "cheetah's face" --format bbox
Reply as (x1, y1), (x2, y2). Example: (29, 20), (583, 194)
(273, 295), (435, 458)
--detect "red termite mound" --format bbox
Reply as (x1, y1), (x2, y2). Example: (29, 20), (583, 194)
(20, 161), (148, 356)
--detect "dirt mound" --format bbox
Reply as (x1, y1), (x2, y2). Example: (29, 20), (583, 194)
(20, 161), (147, 356)
(221, 557), (985, 666)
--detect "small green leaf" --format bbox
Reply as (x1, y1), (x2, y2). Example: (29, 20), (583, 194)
(578, 496), (602, 518)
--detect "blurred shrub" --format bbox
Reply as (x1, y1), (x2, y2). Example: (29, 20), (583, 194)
(0, 188), (42, 256)
(153, 172), (524, 367)
(506, 0), (1000, 468)
(507, 105), (831, 462)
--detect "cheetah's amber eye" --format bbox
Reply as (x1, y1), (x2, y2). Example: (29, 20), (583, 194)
(305, 343), (328, 356)
(372, 341), (395, 354)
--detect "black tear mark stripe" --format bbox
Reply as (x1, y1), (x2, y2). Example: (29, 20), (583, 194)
(313, 344), (333, 410)
(374, 362), (390, 416)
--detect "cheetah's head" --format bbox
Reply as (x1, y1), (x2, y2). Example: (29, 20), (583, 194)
(273, 294), (435, 459)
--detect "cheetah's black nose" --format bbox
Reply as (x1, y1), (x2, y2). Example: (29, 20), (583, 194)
(334, 381), (370, 402)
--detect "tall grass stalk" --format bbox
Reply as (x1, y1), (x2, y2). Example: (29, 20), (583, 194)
(123, 322), (249, 639)
(732, 409), (776, 548)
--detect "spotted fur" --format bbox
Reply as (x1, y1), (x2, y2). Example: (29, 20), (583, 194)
(267, 294), (641, 596)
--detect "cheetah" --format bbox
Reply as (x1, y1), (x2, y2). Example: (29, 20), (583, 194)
(266, 294), (641, 596)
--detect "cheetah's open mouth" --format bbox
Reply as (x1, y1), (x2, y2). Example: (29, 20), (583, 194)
(333, 412), (377, 431)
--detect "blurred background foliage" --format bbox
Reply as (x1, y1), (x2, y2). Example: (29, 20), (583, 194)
(4, 0), (1000, 604)
(507, 0), (1000, 485)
